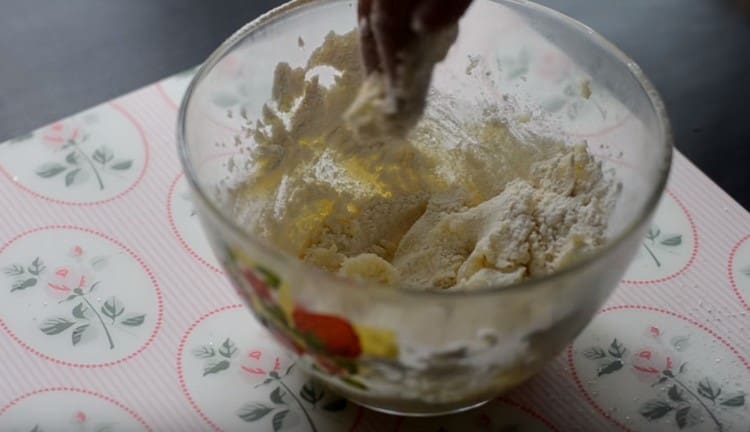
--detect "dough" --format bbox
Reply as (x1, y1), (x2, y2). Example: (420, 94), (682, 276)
(230, 30), (614, 291)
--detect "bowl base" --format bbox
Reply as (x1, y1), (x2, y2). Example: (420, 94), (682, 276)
(348, 395), (492, 417)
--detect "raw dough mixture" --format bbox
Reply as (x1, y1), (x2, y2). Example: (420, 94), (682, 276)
(231, 30), (614, 291)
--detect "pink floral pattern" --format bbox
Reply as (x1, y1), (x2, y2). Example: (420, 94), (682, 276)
(74, 411), (87, 423)
(35, 120), (133, 190)
(4, 246), (146, 350)
(42, 122), (81, 151)
(583, 325), (746, 430)
(48, 267), (90, 298)
(191, 336), (348, 432)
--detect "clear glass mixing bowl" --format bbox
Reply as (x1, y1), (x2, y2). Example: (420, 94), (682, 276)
(177, 0), (672, 416)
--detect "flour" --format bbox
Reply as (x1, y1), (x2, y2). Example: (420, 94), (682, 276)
(230, 30), (615, 291)
(392, 145), (611, 290)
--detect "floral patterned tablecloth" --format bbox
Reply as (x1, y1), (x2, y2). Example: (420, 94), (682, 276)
(1, 55), (750, 432)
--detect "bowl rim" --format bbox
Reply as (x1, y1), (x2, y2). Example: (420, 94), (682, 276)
(177, 0), (674, 298)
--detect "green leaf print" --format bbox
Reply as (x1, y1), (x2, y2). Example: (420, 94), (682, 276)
(720, 394), (745, 407)
(71, 323), (89, 345)
(40, 318), (75, 335)
(646, 226), (661, 241)
(668, 385), (685, 402)
(8, 253), (145, 351)
(192, 345), (215, 359)
(89, 256), (109, 270)
(270, 387), (285, 405)
(300, 382), (324, 405)
(675, 406), (690, 428)
(639, 400), (673, 420)
(4, 264), (24, 276)
(65, 151), (80, 165)
(583, 347), (606, 360)
(203, 359), (230, 376)
(120, 314), (145, 326)
(101, 297), (124, 322)
(698, 379), (721, 402)
(65, 168), (82, 186)
(272, 410), (290, 432)
(237, 403), (274, 422)
(110, 160), (133, 170)
(241, 368), (328, 432)
(660, 234), (682, 247)
(28, 258), (45, 276)
(641, 224), (684, 268)
(36, 163), (67, 178)
(597, 359), (623, 376)
(608, 338), (626, 358)
(219, 338), (237, 358)
(72, 302), (87, 319)
(92, 146), (114, 165)
(11, 278), (37, 292)
(583, 332), (744, 431)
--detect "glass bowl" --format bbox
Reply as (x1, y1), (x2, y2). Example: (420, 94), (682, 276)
(177, 0), (672, 416)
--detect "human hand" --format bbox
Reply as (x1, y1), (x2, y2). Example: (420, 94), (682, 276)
(357, 0), (473, 125)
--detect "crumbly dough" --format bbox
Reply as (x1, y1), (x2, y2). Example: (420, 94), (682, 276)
(231, 30), (613, 291)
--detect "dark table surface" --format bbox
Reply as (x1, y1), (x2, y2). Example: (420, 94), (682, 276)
(1, 0), (748, 209)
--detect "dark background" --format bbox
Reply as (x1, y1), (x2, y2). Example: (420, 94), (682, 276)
(1, 0), (748, 208)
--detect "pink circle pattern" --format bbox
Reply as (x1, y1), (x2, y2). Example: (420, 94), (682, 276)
(177, 305), (242, 432)
(566, 305), (750, 432)
(0, 103), (150, 206)
(176, 304), (367, 432)
(166, 172), (223, 274)
(728, 234), (750, 313)
(0, 226), (164, 368)
(497, 398), (561, 432)
(621, 190), (700, 285)
(0, 387), (152, 431)
(156, 83), (181, 111)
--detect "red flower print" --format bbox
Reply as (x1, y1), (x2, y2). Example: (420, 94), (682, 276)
(73, 410), (87, 423)
(47, 267), (89, 297)
(42, 122), (80, 151)
(630, 346), (677, 383)
(629, 325), (680, 382)
(70, 245), (84, 258)
(241, 351), (281, 377)
(292, 308), (361, 358)
(647, 326), (661, 338)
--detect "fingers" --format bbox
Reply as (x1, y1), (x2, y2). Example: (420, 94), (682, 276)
(359, 0), (421, 75)
(356, 0), (474, 123)
(357, 0), (372, 18)
(358, 0), (381, 73)
(414, 0), (474, 32)
(358, 0), (473, 73)
(370, 0), (418, 86)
